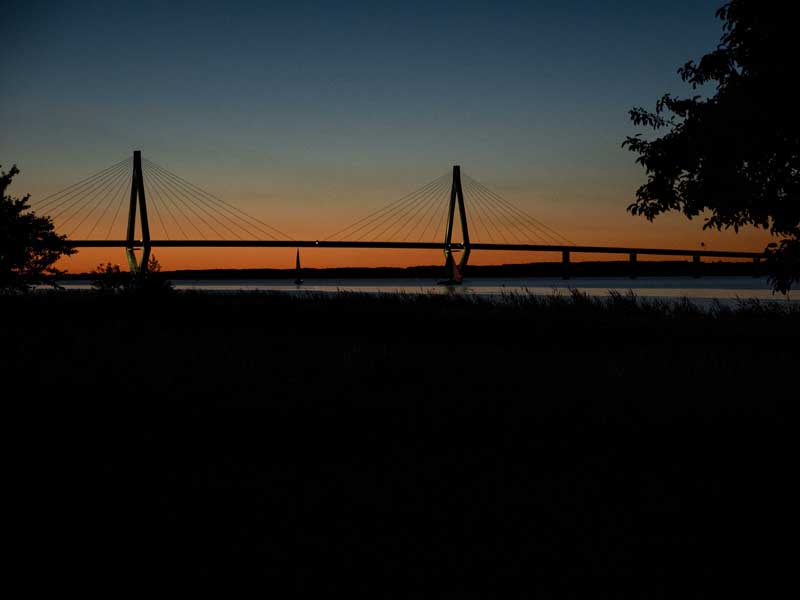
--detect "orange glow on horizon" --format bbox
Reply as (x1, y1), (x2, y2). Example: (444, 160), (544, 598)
(41, 166), (777, 273)
(57, 221), (775, 274)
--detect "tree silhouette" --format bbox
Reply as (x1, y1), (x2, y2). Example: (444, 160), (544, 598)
(623, 1), (798, 292)
(91, 254), (173, 295)
(1, 165), (75, 292)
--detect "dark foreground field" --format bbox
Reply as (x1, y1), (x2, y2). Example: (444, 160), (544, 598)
(4, 291), (796, 588)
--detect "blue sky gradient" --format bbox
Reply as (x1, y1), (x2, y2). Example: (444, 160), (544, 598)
(2, 0), (770, 268)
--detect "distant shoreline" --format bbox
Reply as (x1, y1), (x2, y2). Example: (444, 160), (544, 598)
(62, 260), (764, 280)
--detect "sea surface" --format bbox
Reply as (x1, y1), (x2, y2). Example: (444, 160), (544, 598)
(54, 276), (794, 306)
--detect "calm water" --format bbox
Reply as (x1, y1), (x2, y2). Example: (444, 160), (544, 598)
(55, 276), (793, 305)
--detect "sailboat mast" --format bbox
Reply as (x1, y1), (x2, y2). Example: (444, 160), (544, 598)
(294, 248), (304, 285)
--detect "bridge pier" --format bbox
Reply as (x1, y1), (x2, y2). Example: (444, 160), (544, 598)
(561, 250), (570, 279)
(753, 256), (761, 278)
(126, 246), (151, 274)
(441, 165), (470, 283)
(692, 254), (702, 278)
(125, 247), (138, 272)
(629, 252), (638, 279)
(125, 150), (151, 274)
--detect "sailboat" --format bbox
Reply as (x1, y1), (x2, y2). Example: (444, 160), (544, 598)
(294, 248), (303, 285)
(437, 249), (464, 285)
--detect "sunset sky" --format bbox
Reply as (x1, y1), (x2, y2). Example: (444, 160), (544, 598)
(1, 0), (773, 271)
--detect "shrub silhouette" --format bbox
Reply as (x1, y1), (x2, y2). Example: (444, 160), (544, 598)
(91, 255), (173, 295)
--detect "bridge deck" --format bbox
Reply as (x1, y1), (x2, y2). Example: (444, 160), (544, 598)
(69, 240), (765, 259)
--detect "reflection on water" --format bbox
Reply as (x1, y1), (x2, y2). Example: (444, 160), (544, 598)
(53, 276), (793, 305)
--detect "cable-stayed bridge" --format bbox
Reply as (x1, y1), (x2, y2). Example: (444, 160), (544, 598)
(34, 151), (765, 281)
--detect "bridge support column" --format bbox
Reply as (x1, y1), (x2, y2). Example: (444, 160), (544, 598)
(629, 252), (638, 279)
(441, 165), (470, 284)
(753, 257), (761, 278)
(561, 250), (570, 279)
(692, 254), (702, 278)
(125, 150), (151, 274)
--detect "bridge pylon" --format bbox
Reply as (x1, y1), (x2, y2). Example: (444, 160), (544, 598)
(442, 165), (471, 283)
(125, 150), (151, 273)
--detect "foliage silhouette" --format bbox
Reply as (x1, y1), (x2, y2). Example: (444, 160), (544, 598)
(91, 254), (174, 295)
(0, 165), (75, 292)
(623, 1), (799, 293)
(90, 262), (130, 293)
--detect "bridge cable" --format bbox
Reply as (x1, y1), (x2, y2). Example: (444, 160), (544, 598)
(142, 159), (293, 241)
(464, 179), (539, 244)
(356, 182), (439, 241)
(143, 165), (248, 240)
(37, 159), (131, 218)
(463, 173), (575, 245)
(144, 167), (209, 239)
(463, 173), (556, 242)
(459, 178), (506, 242)
(473, 175), (575, 245)
(461, 184), (495, 243)
(153, 166), (268, 242)
(49, 160), (131, 225)
(67, 166), (131, 237)
(472, 181), (561, 244)
(431, 184), (456, 244)
(387, 180), (441, 240)
(83, 168), (132, 239)
(324, 172), (450, 241)
(46, 160), (131, 222)
(145, 164), (277, 240)
(406, 177), (452, 241)
(105, 173), (134, 240)
(419, 184), (452, 242)
(350, 174), (450, 241)
(323, 174), (445, 241)
(34, 157), (131, 213)
(462, 180), (512, 243)
(142, 159), (273, 240)
(466, 177), (562, 244)
(55, 163), (130, 231)
(412, 178), (450, 241)
(464, 177), (538, 243)
(401, 177), (451, 241)
(146, 166), (236, 239)
(145, 158), (292, 240)
(465, 176), (555, 244)
(139, 171), (170, 240)
(142, 169), (190, 239)
(374, 176), (450, 241)
(154, 176), (270, 240)
(144, 168), (219, 239)
(446, 181), (484, 244)
(335, 173), (449, 241)
(459, 187), (488, 244)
